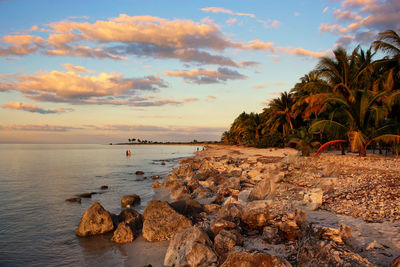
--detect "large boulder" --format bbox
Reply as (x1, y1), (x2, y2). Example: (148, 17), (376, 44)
(121, 194), (141, 207)
(248, 178), (275, 201)
(170, 199), (203, 218)
(214, 229), (243, 255)
(142, 200), (192, 242)
(111, 222), (137, 243)
(118, 208), (143, 230)
(240, 200), (269, 229)
(221, 251), (292, 267)
(76, 202), (114, 237)
(217, 203), (243, 221)
(164, 226), (218, 267)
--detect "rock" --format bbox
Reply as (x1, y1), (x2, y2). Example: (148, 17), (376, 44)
(214, 229), (243, 255)
(313, 224), (352, 245)
(279, 218), (300, 242)
(121, 194), (141, 207)
(391, 256), (400, 267)
(100, 185), (109, 190)
(303, 188), (323, 211)
(217, 203), (243, 221)
(111, 222), (137, 243)
(187, 177), (200, 191)
(192, 186), (213, 200)
(248, 178), (275, 201)
(247, 169), (261, 179)
(164, 226), (217, 267)
(142, 200), (192, 242)
(221, 251), (292, 267)
(262, 226), (282, 244)
(76, 202), (114, 237)
(298, 225), (371, 267)
(240, 200), (269, 229)
(170, 185), (191, 200)
(365, 240), (384, 250)
(135, 171), (145, 175)
(203, 204), (220, 214)
(66, 197), (81, 203)
(161, 162), (166, 165)
(79, 192), (93, 198)
(151, 175), (160, 180)
(152, 181), (162, 188)
(210, 218), (237, 236)
(170, 199), (203, 218)
(118, 208), (143, 230)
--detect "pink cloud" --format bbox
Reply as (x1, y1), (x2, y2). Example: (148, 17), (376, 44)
(164, 67), (247, 84)
(201, 7), (256, 18)
(252, 84), (268, 89)
(2, 102), (72, 114)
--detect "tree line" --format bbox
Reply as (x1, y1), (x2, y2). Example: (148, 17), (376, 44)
(222, 29), (400, 157)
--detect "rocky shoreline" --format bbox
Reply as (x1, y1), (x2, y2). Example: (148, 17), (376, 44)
(75, 145), (400, 266)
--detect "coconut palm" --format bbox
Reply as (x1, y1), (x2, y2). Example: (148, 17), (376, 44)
(266, 92), (297, 136)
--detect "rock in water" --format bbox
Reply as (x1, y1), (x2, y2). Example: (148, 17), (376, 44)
(142, 200), (192, 242)
(111, 222), (137, 243)
(164, 226), (217, 267)
(135, 171), (145, 175)
(248, 178), (275, 201)
(121, 194), (141, 207)
(66, 197), (81, 203)
(76, 202), (114, 237)
(118, 208), (143, 230)
(221, 251), (292, 267)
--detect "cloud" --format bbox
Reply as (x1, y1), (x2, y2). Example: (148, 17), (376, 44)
(201, 7), (255, 18)
(0, 34), (44, 56)
(0, 124), (82, 132)
(277, 47), (331, 58)
(184, 97), (199, 102)
(252, 84), (268, 89)
(259, 19), (280, 29)
(2, 102), (72, 114)
(207, 95), (216, 99)
(164, 67), (247, 84)
(0, 64), (167, 104)
(240, 61), (261, 67)
(226, 18), (237, 25)
(62, 63), (95, 73)
(323, 7), (329, 13)
(320, 0), (400, 44)
(294, 12), (300, 17)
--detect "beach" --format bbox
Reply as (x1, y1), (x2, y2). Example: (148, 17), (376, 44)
(117, 144), (400, 266)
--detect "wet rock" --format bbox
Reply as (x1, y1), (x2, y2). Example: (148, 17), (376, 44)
(248, 178), (275, 201)
(214, 229), (243, 255)
(100, 185), (109, 190)
(240, 200), (269, 229)
(210, 218), (237, 236)
(66, 197), (81, 203)
(365, 240), (384, 251)
(221, 251), (292, 267)
(164, 226), (217, 267)
(121, 194), (141, 207)
(135, 171), (145, 175)
(76, 202), (114, 237)
(170, 199), (203, 218)
(111, 222), (137, 243)
(151, 175), (160, 180)
(118, 208), (143, 230)
(187, 177), (200, 192)
(152, 181), (162, 188)
(161, 162), (166, 165)
(192, 186), (214, 200)
(142, 200), (192, 242)
(79, 192), (93, 198)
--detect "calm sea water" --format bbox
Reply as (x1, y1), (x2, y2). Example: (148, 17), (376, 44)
(0, 144), (200, 267)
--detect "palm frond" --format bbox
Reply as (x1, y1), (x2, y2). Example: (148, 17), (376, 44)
(313, 140), (346, 156)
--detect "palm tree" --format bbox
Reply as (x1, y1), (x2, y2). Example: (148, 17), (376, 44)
(289, 127), (320, 156)
(266, 92), (297, 136)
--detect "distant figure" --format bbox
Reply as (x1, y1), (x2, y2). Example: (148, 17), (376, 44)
(197, 147), (199, 151)
(126, 150), (129, 156)
(126, 150), (131, 157)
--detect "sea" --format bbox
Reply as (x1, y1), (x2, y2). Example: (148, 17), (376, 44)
(0, 144), (201, 267)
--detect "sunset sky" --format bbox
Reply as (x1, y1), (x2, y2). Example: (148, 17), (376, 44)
(0, 0), (399, 143)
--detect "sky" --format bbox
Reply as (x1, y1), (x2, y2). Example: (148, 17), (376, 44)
(0, 0), (399, 144)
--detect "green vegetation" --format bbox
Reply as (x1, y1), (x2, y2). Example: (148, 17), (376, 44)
(222, 29), (400, 157)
